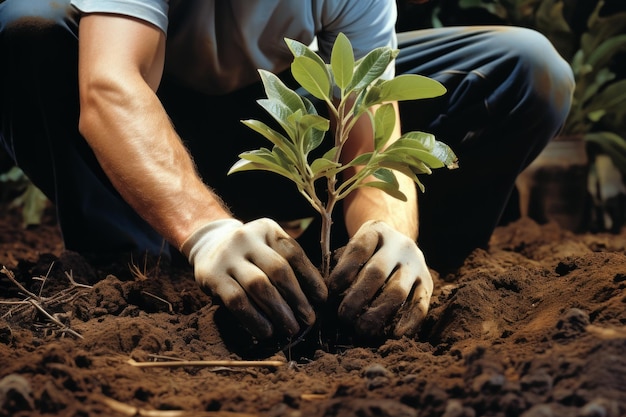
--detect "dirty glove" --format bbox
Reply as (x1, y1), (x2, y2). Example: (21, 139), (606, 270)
(181, 218), (328, 340)
(328, 220), (433, 338)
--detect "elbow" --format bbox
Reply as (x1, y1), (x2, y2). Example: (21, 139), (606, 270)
(77, 75), (124, 142)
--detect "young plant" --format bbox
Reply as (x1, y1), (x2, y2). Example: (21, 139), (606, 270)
(229, 33), (458, 276)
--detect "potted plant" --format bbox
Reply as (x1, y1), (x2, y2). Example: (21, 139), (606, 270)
(429, 0), (626, 232)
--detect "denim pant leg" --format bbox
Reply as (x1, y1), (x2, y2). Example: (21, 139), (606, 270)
(395, 26), (575, 271)
(0, 0), (167, 259)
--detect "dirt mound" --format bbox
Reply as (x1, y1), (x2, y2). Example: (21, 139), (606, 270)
(1, 208), (625, 417)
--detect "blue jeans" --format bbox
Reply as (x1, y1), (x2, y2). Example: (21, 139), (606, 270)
(0, 0), (574, 270)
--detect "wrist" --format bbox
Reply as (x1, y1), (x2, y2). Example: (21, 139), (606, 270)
(180, 218), (244, 263)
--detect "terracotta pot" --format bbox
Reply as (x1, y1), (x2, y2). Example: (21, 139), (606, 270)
(516, 135), (589, 232)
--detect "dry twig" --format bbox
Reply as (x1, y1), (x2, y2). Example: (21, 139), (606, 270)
(0, 265), (91, 338)
(127, 358), (285, 369)
(97, 395), (258, 417)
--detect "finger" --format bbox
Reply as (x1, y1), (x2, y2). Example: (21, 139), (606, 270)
(208, 275), (274, 340)
(250, 247), (319, 327)
(354, 268), (413, 337)
(338, 255), (391, 322)
(329, 227), (379, 293)
(393, 277), (432, 337)
(229, 262), (300, 337)
(270, 234), (328, 306)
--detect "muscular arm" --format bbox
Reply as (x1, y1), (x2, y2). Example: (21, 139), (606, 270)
(77, 14), (231, 248)
(341, 102), (418, 239)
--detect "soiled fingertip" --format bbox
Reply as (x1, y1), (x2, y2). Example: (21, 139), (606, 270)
(296, 304), (317, 327)
(393, 308), (426, 338)
(355, 312), (386, 338)
(246, 319), (274, 340)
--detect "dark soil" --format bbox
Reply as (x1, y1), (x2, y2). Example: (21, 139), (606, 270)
(1, 203), (625, 417)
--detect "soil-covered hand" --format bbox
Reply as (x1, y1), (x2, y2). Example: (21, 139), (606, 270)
(328, 220), (433, 338)
(181, 218), (328, 340)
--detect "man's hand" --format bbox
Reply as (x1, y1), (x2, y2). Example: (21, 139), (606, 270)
(181, 218), (328, 340)
(328, 220), (433, 338)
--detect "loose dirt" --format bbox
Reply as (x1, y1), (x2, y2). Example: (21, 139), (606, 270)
(1, 203), (625, 417)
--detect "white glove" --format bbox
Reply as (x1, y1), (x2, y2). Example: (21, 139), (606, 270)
(181, 218), (327, 340)
(329, 220), (433, 338)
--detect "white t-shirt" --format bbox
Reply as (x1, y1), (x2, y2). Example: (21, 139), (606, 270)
(70, 0), (398, 94)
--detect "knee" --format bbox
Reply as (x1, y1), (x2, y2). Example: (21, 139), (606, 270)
(495, 27), (575, 124)
(0, 0), (77, 37)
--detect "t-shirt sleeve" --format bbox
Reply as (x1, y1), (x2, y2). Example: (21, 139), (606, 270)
(317, 0), (397, 79)
(70, 0), (169, 33)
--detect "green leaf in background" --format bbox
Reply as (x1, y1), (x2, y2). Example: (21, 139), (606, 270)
(586, 35), (626, 73)
(0, 166), (47, 227)
(586, 79), (626, 115)
(331, 33), (354, 90)
(585, 131), (626, 176)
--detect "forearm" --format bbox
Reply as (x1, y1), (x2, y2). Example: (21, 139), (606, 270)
(344, 172), (418, 239)
(78, 77), (231, 248)
(340, 101), (418, 239)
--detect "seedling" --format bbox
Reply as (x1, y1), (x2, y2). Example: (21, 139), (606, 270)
(229, 33), (458, 276)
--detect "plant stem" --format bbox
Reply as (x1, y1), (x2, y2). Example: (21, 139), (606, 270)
(319, 203), (333, 278)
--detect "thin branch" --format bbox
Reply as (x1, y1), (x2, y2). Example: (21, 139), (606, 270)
(96, 395), (259, 417)
(27, 299), (83, 339)
(141, 291), (173, 314)
(36, 261), (56, 298)
(127, 358), (285, 369)
(64, 271), (93, 289)
(1, 266), (39, 300)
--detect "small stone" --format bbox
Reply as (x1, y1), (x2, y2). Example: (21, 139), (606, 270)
(579, 398), (620, 417)
(363, 363), (391, 379)
(442, 399), (475, 417)
(521, 404), (554, 417)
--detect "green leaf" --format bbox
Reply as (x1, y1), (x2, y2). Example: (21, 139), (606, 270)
(258, 70), (306, 114)
(378, 74), (447, 102)
(586, 79), (626, 115)
(586, 35), (626, 71)
(331, 32), (355, 91)
(363, 181), (407, 201)
(384, 146), (445, 169)
(257, 98), (298, 141)
(391, 131), (437, 151)
(384, 132), (458, 169)
(432, 141), (460, 169)
(240, 119), (299, 162)
(297, 114), (330, 154)
(228, 149), (301, 184)
(373, 103), (396, 150)
(348, 47), (395, 91)
(343, 152), (374, 168)
(285, 38), (328, 66)
(372, 168), (399, 186)
(310, 157), (342, 178)
(585, 131), (626, 176)
(292, 55), (332, 101)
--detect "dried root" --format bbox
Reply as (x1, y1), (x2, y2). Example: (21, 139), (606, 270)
(0, 265), (91, 339)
